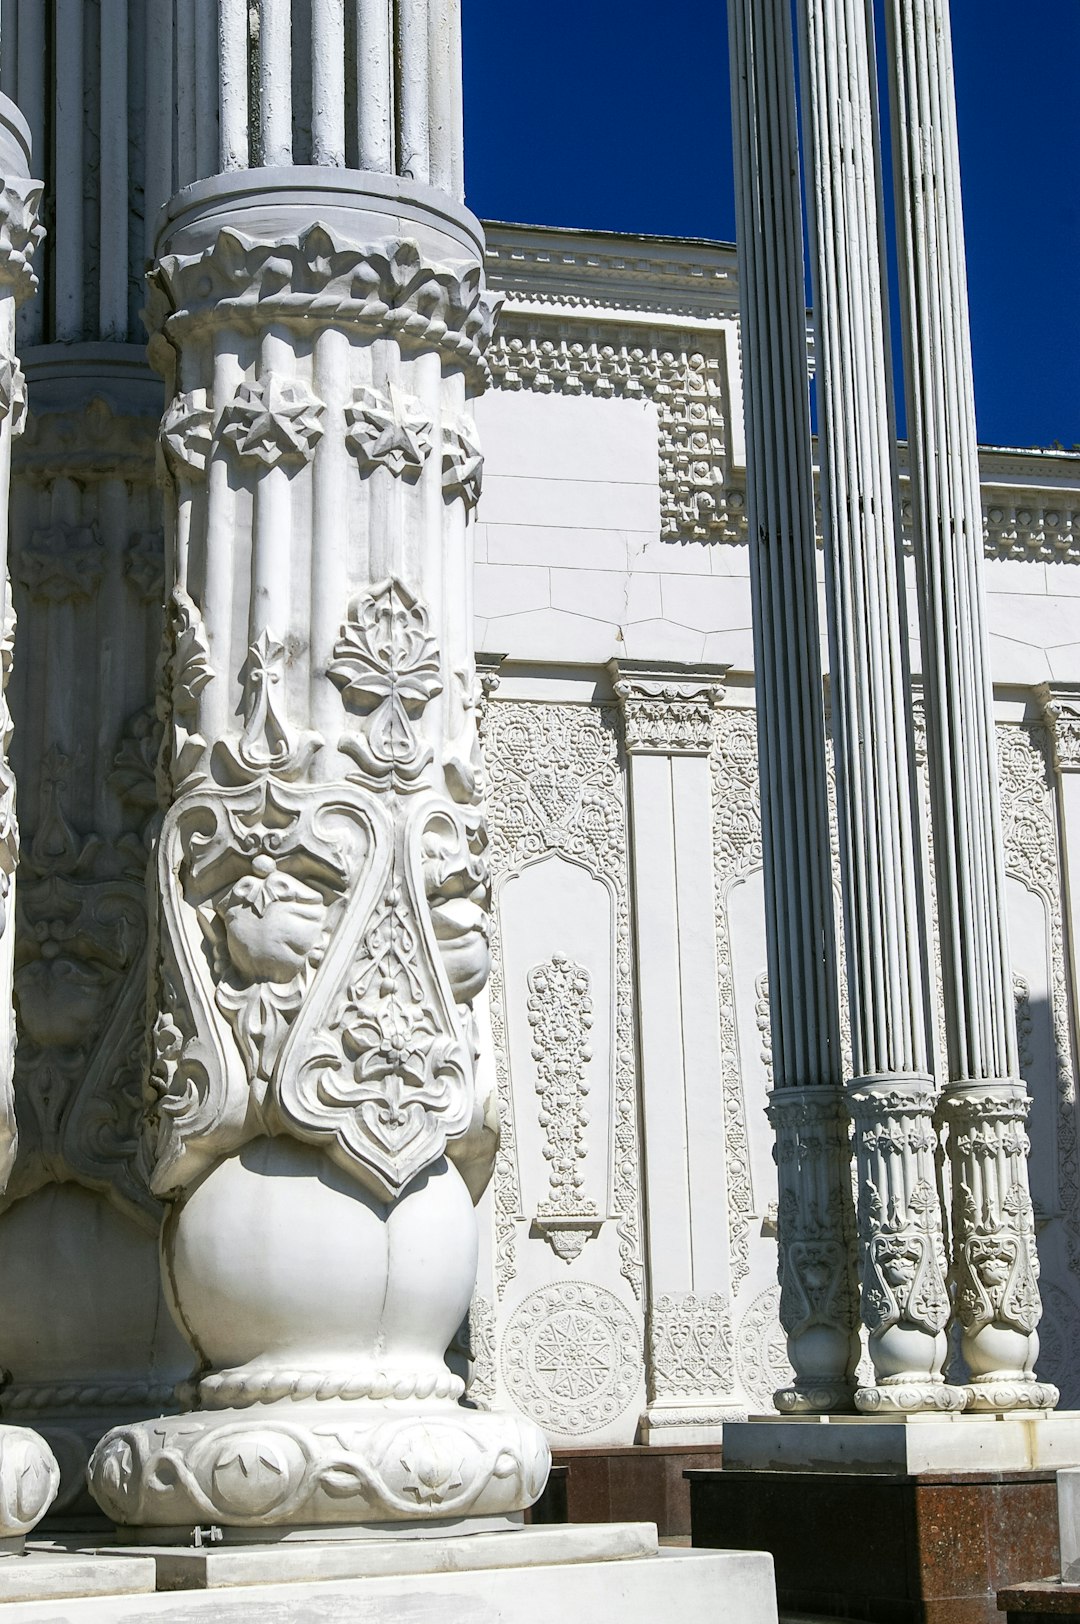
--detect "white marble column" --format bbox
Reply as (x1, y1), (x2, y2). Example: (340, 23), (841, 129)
(884, 0), (1055, 1410)
(0, 86), (62, 1543)
(88, 1), (549, 1532)
(613, 664), (739, 1442)
(794, 0), (959, 1411)
(727, 0), (859, 1414)
(0, 1), (189, 1519)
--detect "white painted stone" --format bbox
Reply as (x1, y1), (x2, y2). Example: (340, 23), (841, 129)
(475, 564), (550, 619)
(474, 391), (658, 487)
(479, 475), (660, 534)
(486, 523), (629, 572)
(0, 1548), (779, 1623)
(550, 567), (662, 626)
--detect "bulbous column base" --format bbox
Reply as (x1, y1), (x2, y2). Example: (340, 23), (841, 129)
(773, 1381), (856, 1414)
(855, 1383), (968, 1415)
(88, 1404), (549, 1532)
(0, 1426), (60, 1542)
(964, 1378), (1059, 1414)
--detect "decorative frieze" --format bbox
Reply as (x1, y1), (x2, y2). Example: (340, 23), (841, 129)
(147, 226), (500, 390)
(613, 669), (726, 756)
(646, 1293), (735, 1404)
(487, 327), (745, 544)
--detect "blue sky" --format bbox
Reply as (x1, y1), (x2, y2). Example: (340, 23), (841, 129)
(462, 1), (1079, 452)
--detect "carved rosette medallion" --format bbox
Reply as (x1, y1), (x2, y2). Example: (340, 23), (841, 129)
(502, 1282), (641, 1436)
(734, 1287), (793, 1415)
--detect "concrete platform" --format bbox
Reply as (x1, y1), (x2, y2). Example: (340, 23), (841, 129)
(0, 1552), (156, 1605)
(0, 1541), (779, 1621)
(721, 1411), (1080, 1474)
(111, 1520), (658, 1591)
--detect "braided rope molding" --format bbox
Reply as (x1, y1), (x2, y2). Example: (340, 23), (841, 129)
(187, 1367), (467, 1410)
(4, 1381), (177, 1412)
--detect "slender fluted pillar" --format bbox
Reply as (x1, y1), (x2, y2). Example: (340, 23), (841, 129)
(794, 0), (959, 1411)
(88, 1), (548, 1531)
(727, 0), (858, 1414)
(884, 0), (1055, 1409)
(0, 88), (62, 1543)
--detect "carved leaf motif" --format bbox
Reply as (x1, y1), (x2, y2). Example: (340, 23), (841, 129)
(527, 954), (599, 1262)
(219, 376), (324, 468)
(441, 415), (484, 507)
(345, 384), (433, 478)
(160, 391), (214, 476)
(330, 581), (443, 791)
(15, 522), (105, 603)
(279, 809), (473, 1200)
(0, 359), (27, 437)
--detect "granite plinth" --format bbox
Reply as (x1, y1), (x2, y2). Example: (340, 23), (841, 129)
(998, 1580), (1080, 1619)
(0, 1541), (779, 1621)
(527, 1444), (724, 1537)
(690, 1461), (1059, 1624)
(721, 1413), (1080, 1475)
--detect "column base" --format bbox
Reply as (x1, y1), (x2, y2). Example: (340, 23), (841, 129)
(0, 1425), (59, 1538)
(855, 1382), (969, 1415)
(88, 1404), (550, 1531)
(773, 1381), (856, 1414)
(966, 1376), (1059, 1413)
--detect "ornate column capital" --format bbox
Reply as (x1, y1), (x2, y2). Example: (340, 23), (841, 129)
(610, 660), (729, 756)
(1037, 683), (1080, 773)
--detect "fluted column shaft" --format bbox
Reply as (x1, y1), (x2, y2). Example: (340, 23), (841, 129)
(794, 0), (958, 1411)
(728, 0), (858, 1414)
(884, 0), (1054, 1408)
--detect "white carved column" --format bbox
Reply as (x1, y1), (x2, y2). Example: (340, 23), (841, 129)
(884, 0), (1055, 1409)
(0, 2), (188, 1519)
(794, 0), (959, 1411)
(613, 664), (738, 1442)
(0, 89), (62, 1543)
(728, 0), (859, 1413)
(88, 4), (549, 1532)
